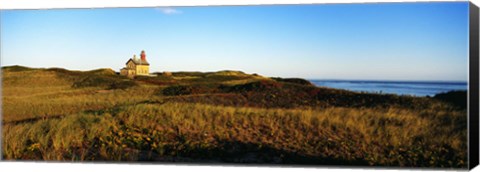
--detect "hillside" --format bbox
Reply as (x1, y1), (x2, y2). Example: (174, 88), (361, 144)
(1, 65), (468, 168)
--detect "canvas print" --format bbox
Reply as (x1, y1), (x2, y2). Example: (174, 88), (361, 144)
(0, 2), (471, 168)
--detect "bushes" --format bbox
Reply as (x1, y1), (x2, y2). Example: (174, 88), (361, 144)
(7, 66), (137, 90)
(433, 91), (467, 109)
(222, 80), (283, 92)
(162, 85), (195, 96)
(1, 67), (468, 167)
(161, 84), (218, 96)
(2, 102), (468, 167)
(109, 80), (138, 90)
(271, 77), (313, 86)
(73, 76), (116, 88)
(135, 75), (176, 85)
(72, 75), (137, 90)
(2, 65), (35, 72)
(159, 80), (440, 109)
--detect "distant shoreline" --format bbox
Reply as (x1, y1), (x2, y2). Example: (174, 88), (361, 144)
(309, 79), (467, 85)
(310, 79), (467, 97)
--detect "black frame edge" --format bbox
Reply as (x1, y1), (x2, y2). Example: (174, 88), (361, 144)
(469, 1), (480, 170)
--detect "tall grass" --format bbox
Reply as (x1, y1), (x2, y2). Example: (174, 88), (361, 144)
(2, 102), (467, 167)
(2, 69), (157, 122)
(1, 66), (468, 168)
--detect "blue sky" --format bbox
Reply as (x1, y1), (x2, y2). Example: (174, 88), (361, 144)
(0, 2), (469, 81)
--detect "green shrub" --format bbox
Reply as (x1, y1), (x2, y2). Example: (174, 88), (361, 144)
(109, 80), (138, 90)
(271, 77), (313, 86)
(222, 80), (282, 92)
(72, 76), (117, 88)
(135, 75), (176, 85)
(433, 90), (467, 109)
(162, 85), (194, 96)
(2, 65), (35, 72)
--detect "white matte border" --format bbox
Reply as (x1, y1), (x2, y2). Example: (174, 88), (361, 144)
(0, 161), (453, 172)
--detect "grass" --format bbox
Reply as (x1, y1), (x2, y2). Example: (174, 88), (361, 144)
(1, 65), (468, 168)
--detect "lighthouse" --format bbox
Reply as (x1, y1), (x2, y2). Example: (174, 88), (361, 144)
(140, 50), (147, 61)
(119, 50), (151, 78)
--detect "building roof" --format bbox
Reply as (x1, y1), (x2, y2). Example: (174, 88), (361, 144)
(126, 58), (150, 66)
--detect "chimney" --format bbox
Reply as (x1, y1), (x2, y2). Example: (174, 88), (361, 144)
(140, 50), (146, 61)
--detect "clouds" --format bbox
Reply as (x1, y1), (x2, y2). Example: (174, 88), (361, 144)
(155, 7), (182, 15)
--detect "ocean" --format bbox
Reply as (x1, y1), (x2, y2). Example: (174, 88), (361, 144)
(310, 80), (468, 97)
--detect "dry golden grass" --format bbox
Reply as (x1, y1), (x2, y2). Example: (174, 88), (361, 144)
(2, 102), (467, 167)
(1, 66), (468, 168)
(2, 69), (157, 122)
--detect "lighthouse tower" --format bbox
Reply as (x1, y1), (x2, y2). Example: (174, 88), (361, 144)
(140, 50), (147, 61)
(119, 50), (150, 78)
